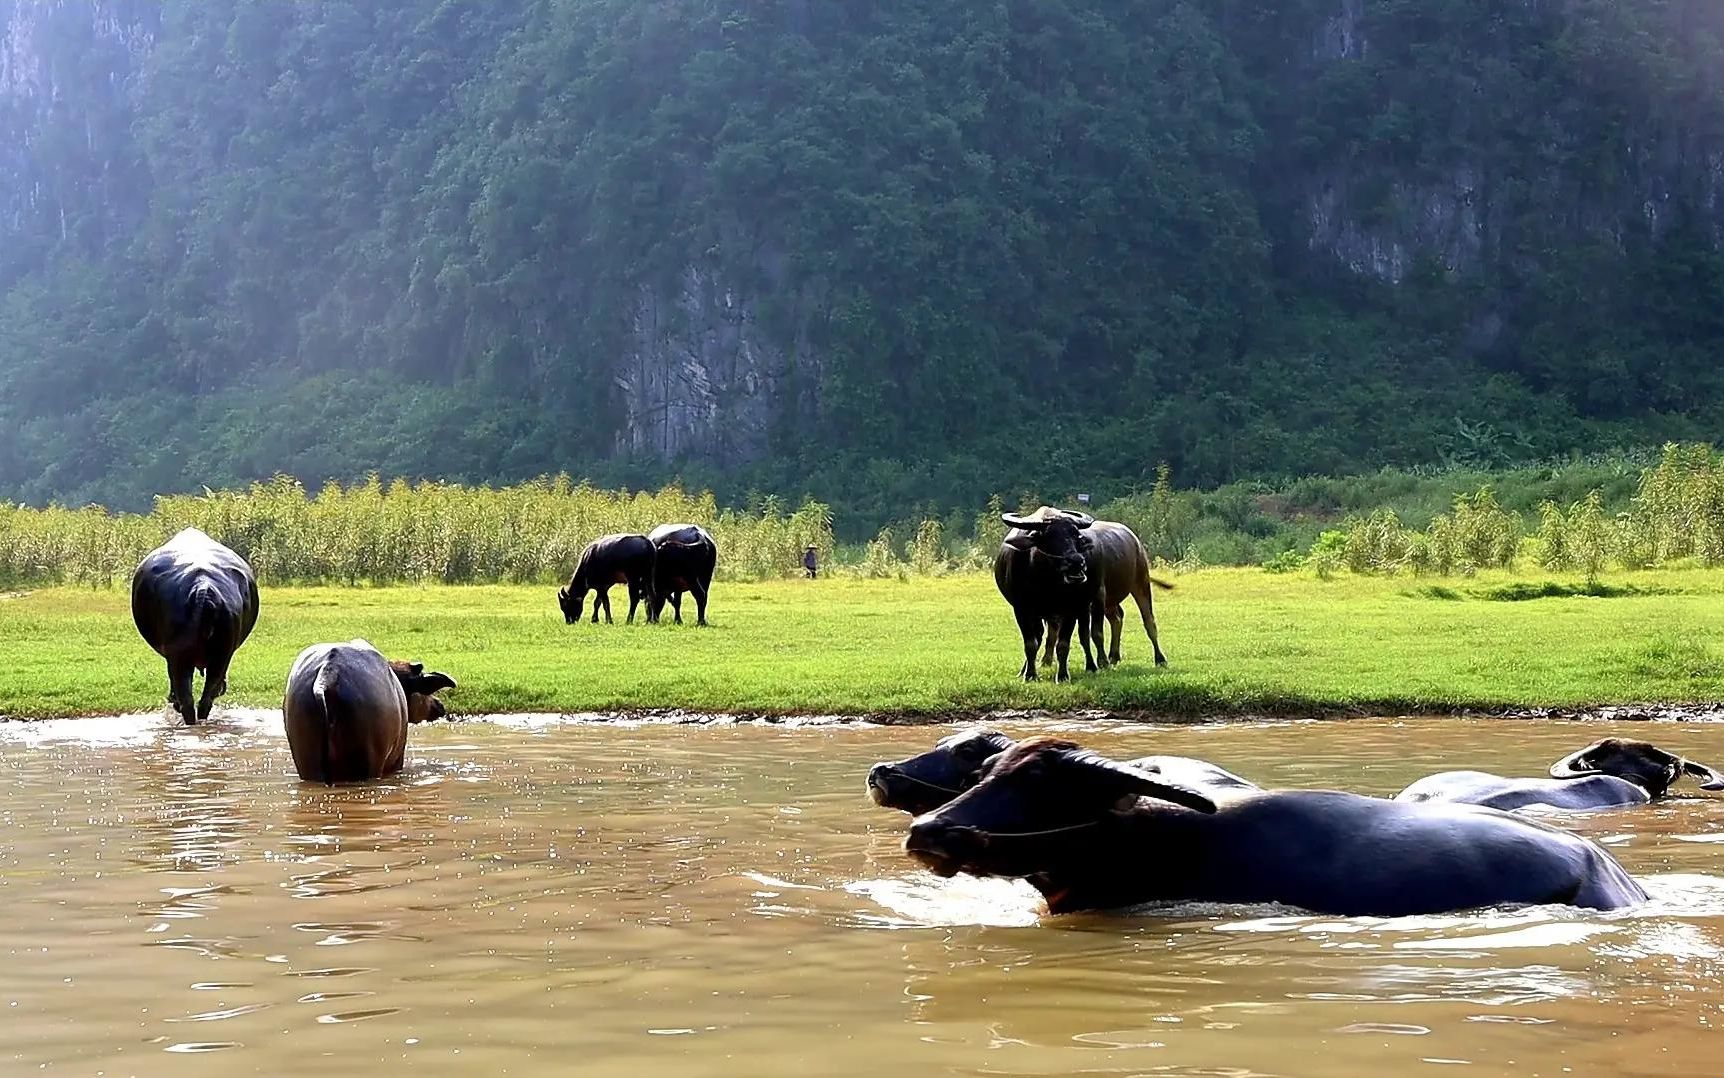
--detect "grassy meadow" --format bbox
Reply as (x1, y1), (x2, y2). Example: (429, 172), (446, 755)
(4, 569), (1724, 720)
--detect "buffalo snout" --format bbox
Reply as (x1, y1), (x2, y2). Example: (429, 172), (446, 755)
(865, 763), (898, 805)
(905, 817), (987, 878)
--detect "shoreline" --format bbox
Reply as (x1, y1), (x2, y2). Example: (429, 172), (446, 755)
(4, 702), (1722, 726)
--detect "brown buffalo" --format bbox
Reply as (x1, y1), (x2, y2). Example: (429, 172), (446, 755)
(282, 640), (456, 783)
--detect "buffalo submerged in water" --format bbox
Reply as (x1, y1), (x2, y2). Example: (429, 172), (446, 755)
(130, 528), (260, 725)
(1397, 737), (1724, 812)
(903, 738), (1647, 916)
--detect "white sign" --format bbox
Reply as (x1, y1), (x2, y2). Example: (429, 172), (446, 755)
(1076, 493), (1091, 505)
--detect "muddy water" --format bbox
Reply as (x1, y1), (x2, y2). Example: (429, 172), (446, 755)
(3, 715), (1724, 1076)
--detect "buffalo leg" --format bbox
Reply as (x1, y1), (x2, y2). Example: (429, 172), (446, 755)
(1015, 610), (1043, 681)
(1040, 619), (1057, 667)
(1107, 604), (1125, 664)
(1053, 615), (1077, 683)
(1085, 601), (1108, 670)
(670, 592), (683, 625)
(1136, 594), (1168, 666)
(196, 648), (232, 725)
(691, 581), (708, 627)
(167, 657), (196, 725)
(626, 583), (643, 625)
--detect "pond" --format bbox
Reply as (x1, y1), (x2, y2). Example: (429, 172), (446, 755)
(2, 713), (1722, 1076)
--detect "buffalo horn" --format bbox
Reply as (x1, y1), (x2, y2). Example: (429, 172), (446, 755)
(1548, 743), (1604, 779)
(1683, 759), (1724, 791)
(1000, 513), (1050, 530)
(419, 671), (458, 694)
(1063, 750), (1218, 814)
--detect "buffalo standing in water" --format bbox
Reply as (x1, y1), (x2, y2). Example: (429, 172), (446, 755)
(130, 528), (260, 725)
(647, 523), (716, 626)
(905, 738), (1646, 916)
(283, 640), (456, 783)
(558, 534), (656, 624)
(1396, 738), (1724, 811)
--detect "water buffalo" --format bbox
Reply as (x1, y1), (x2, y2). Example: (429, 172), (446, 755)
(1395, 738), (1724, 811)
(904, 738), (1646, 916)
(646, 523), (716, 626)
(283, 640), (456, 783)
(130, 528), (260, 725)
(995, 510), (1104, 682)
(1026, 509), (1172, 669)
(866, 728), (1258, 816)
(558, 534), (656, 624)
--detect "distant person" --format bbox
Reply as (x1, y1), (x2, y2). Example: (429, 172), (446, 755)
(803, 545), (818, 579)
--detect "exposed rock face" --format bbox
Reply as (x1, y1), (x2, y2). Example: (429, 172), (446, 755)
(613, 263), (823, 467)
(0, 0), (156, 265)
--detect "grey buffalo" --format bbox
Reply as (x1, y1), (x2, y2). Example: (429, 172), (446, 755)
(130, 528), (260, 724)
(1396, 738), (1724, 811)
(904, 738), (1646, 916)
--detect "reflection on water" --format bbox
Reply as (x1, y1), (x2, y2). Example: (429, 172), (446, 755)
(2, 715), (1724, 1075)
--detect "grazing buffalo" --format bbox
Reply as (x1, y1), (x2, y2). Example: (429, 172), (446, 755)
(995, 510), (1103, 682)
(283, 640), (456, 783)
(646, 523), (716, 626)
(1395, 738), (1724, 812)
(904, 738), (1646, 916)
(558, 534), (656, 624)
(866, 728), (1258, 816)
(130, 528), (260, 725)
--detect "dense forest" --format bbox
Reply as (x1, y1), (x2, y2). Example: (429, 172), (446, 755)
(2, 0), (1722, 536)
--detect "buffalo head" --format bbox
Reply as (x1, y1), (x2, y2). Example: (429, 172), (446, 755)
(389, 660), (457, 724)
(1001, 511), (1093, 585)
(557, 583), (588, 625)
(904, 737), (1216, 880)
(867, 729), (1016, 816)
(1549, 738), (1724, 798)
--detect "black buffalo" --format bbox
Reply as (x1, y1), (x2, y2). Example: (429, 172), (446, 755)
(866, 728), (1258, 817)
(130, 528), (260, 725)
(995, 510), (1103, 681)
(1396, 738), (1724, 811)
(1032, 510), (1173, 670)
(558, 534), (656, 624)
(283, 640), (456, 783)
(647, 523), (716, 626)
(905, 738), (1646, 916)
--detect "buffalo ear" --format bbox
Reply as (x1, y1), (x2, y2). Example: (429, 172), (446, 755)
(1549, 743), (1604, 779)
(1079, 534), (1095, 551)
(1063, 750), (1218, 814)
(1684, 759), (1724, 791)
(1003, 531), (1036, 551)
(558, 586), (569, 601)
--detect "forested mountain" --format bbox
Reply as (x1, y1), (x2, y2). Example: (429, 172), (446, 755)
(2, 0), (1722, 533)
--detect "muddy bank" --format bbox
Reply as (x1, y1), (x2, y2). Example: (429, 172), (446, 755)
(4, 701), (1722, 727)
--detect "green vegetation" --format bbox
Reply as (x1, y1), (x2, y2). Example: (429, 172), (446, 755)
(0, 475), (834, 587)
(3, 2), (1724, 531)
(7, 444), (1724, 589)
(5, 569), (1724, 720)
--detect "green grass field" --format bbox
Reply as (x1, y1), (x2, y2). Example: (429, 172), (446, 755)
(3, 570), (1724, 719)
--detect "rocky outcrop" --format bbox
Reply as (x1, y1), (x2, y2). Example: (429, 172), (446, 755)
(613, 261), (824, 467)
(0, 0), (155, 269)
